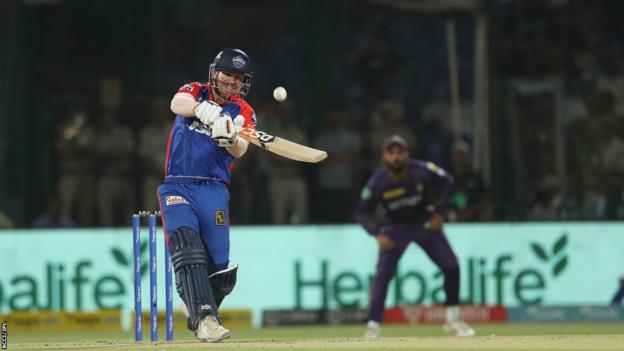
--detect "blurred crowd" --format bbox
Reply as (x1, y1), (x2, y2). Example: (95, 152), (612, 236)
(26, 90), (493, 228)
(1, 0), (623, 228)
(495, 0), (624, 220)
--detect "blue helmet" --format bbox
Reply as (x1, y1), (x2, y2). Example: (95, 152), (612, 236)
(209, 48), (253, 97)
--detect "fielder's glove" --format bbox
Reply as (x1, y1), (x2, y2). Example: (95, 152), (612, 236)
(195, 101), (221, 126)
(211, 115), (245, 147)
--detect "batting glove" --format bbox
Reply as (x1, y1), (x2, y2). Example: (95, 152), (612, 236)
(211, 115), (237, 147)
(195, 101), (221, 126)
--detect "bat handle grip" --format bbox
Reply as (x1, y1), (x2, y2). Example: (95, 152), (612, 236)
(233, 115), (245, 131)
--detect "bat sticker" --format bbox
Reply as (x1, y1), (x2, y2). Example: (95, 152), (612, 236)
(239, 128), (276, 143)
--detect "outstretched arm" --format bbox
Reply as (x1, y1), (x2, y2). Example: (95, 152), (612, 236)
(356, 181), (395, 250)
(170, 87), (222, 126)
(355, 183), (380, 236)
(170, 92), (199, 117)
(422, 161), (454, 231)
(424, 161), (455, 213)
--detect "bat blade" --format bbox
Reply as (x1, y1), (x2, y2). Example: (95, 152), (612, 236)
(236, 127), (327, 163)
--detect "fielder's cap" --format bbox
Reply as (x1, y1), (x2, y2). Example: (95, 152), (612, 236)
(382, 135), (408, 151)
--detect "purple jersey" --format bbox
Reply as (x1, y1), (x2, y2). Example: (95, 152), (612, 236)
(164, 82), (256, 184)
(356, 159), (454, 236)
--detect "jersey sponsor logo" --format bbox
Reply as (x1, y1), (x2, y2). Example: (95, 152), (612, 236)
(188, 120), (212, 136)
(232, 55), (246, 68)
(165, 195), (189, 206)
(215, 210), (227, 226)
(238, 127), (276, 143)
(360, 186), (372, 200)
(382, 187), (406, 200)
(387, 194), (422, 211)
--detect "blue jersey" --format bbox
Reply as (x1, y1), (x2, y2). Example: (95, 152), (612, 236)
(164, 82), (256, 183)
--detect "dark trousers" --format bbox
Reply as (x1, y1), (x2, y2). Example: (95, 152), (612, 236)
(368, 227), (460, 322)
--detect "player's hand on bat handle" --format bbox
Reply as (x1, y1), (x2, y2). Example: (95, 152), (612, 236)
(195, 100), (222, 126)
(425, 212), (444, 232)
(376, 234), (395, 251)
(211, 115), (238, 147)
(233, 115), (245, 129)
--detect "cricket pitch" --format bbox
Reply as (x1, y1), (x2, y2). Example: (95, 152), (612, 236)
(7, 323), (624, 351)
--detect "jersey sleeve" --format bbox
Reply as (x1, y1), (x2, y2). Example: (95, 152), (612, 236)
(420, 161), (455, 213)
(176, 82), (202, 101)
(237, 101), (257, 129)
(356, 173), (382, 236)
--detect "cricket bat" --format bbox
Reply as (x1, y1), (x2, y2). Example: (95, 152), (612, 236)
(235, 127), (327, 163)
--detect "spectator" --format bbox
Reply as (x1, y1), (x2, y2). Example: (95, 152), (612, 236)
(265, 102), (310, 224)
(596, 58), (624, 112)
(420, 116), (454, 168)
(55, 106), (96, 227)
(94, 109), (135, 227)
(348, 37), (397, 102)
(447, 140), (493, 222)
(527, 175), (563, 221)
(32, 197), (76, 228)
(138, 98), (171, 212)
(314, 106), (362, 223)
(369, 100), (418, 159)
(0, 210), (14, 229)
(596, 120), (624, 219)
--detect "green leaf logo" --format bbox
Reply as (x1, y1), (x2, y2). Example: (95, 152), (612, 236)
(553, 256), (568, 277)
(552, 234), (568, 255)
(111, 248), (128, 266)
(530, 233), (569, 278)
(141, 262), (148, 277)
(140, 240), (149, 277)
(110, 239), (149, 277)
(531, 243), (548, 262)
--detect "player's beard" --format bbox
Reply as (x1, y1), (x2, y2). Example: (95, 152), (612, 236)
(385, 159), (407, 175)
(214, 76), (242, 101)
(214, 85), (237, 102)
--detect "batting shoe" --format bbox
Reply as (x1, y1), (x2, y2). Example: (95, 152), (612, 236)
(195, 315), (231, 343)
(363, 320), (380, 340)
(443, 320), (476, 337)
(443, 305), (475, 337)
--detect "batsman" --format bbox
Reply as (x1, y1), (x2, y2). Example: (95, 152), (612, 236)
(158, 48), (256, 342)
(357, 135), (475, 339)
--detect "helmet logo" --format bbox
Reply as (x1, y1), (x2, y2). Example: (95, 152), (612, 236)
(232, 55), (246, 69)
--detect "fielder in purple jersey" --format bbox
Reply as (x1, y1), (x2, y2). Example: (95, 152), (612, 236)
(158, 48), (256, 343)
(357, 135), (475, 339)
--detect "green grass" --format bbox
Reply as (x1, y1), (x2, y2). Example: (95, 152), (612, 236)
(7, 323), (624, 350)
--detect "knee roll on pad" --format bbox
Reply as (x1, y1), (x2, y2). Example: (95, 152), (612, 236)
(209, 264), (238, 307)
(169, 227), (219, 330)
